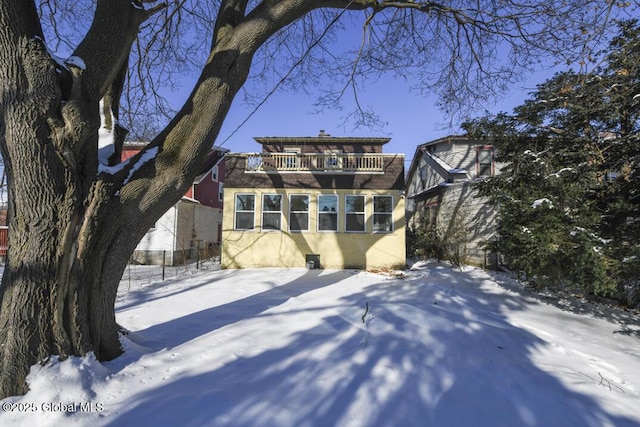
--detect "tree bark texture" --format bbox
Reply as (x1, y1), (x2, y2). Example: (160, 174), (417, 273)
(0, 0), (334, 399)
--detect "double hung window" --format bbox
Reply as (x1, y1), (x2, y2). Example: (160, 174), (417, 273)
(477, 147), (494, 177)
(373, 196), (393, 232)
(289, 194), (309, 232)
(345, 195), (366, 232)
(318, 195), (338, 231)
(235, 194), (255, 230)
(262, 194), (282, 230)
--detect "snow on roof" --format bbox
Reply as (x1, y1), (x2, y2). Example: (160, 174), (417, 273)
(448, 168), (468, 174)
(123, 147), (158, 186)
(180, 196), (200, 204)
(424, 151), (470, 180)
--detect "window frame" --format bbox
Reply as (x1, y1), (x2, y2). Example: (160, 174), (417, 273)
(476, 146), (494, 178)
(345, 194), (366, 233)
(234, 193), (255, 231)
(262, 194), (283, 232)
(317, 194), (338, 232)
(211, 165), (218, 182)
(289, 194), (310, 232)
(372, 195), (394, 233)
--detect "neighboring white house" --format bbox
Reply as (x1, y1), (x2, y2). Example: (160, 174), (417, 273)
(126, 143), (228, 265)
(405, 135), (502, 268)
(132, 197), (222, 265)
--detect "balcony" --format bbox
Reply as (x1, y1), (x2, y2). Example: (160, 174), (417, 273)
(245, 153), (385, 173)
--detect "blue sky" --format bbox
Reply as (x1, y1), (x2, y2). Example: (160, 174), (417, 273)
(158, 16), (570, 170)
(204, 65), (560, 170)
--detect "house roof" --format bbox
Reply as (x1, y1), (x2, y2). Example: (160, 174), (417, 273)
(253, 130), (390, 146)
(425, 150), (469, 177)
(406, 150), (469, 200)
(406, 135), (474, 187)
(122, 141), (149, 150)
(180, 196), (201, 204)
(193, 145), (229, 184)
(408, 181), (454, 201)
(416, 134), (474, 148)
(223, 152), (405, 190)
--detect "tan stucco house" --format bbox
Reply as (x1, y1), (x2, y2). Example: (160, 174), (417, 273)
(405, 135), (502, 268)
(222, 131), (406, 269)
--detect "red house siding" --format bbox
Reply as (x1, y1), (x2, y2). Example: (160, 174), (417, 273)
(121, 145), (146, 161)
(185, 186), (195, 199)
(194, 161), (224, 208)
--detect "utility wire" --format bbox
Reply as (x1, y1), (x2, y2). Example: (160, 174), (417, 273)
(218, 1), (355, 147)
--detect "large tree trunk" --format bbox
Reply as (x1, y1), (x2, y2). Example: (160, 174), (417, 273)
(0, 0), (330, 399)
(0, 0), (153, 398)
(0, 28), (135, 396)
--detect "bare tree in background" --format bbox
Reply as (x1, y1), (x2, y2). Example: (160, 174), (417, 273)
(0, 0), (630, 398)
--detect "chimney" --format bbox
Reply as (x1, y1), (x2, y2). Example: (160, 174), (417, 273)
(319, 129), (330, 137)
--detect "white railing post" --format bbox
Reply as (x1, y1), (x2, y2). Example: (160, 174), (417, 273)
(245, 153), (386, 173)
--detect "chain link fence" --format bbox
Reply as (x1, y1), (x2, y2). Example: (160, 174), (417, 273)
(121, 247), (221, 290)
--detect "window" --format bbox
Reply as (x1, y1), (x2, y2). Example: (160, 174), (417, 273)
(425, 201), (439, 227)
(373, 195), (393, 233)
(477, 147), (494, 177)
(324, 149), (343, 170)
(262, 194), (282, 231)
(345, 195), (366, 232)
(211, 165), (218, 182)
(247, 156), (263, 170)
(289, 194), (309, 232)
(234, 194), (255, 230)
(419, 156), (428, 180)
(218, 182), (224, 202)
(284, 148), (300, 169)
(318, 195), (338, 231)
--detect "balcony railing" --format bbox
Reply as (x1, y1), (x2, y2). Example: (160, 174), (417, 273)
(245, 153), (385, 173)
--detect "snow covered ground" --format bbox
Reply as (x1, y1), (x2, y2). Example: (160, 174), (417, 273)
(1, 261), (639, 426)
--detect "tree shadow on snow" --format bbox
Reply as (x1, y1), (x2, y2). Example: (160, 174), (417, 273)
(487, 270), (640, 338)
(116, 268), (242, 313)
(106, 264), (639, 427)
(117, 269), (354, 356)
